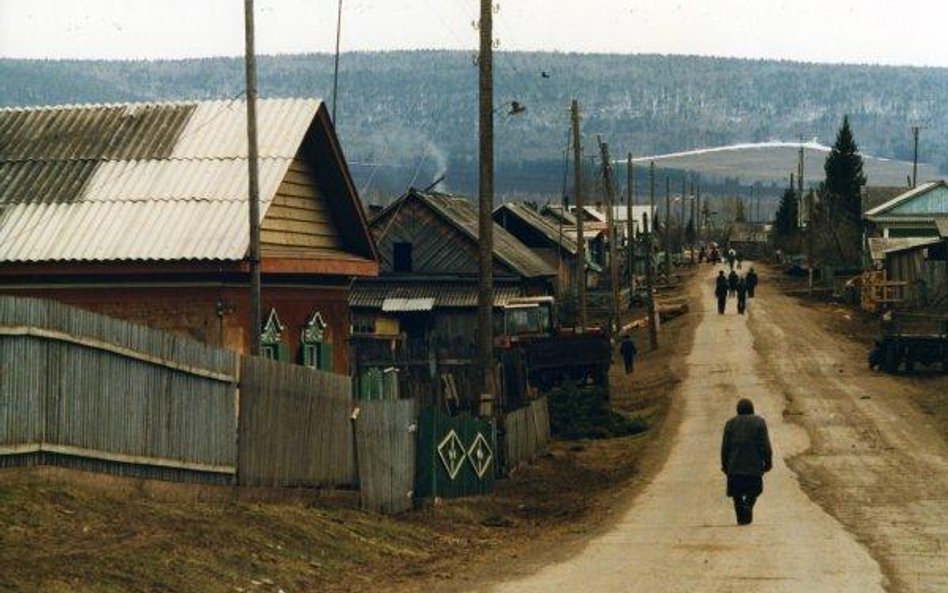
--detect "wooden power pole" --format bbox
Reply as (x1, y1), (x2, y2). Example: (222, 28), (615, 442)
(244, 0), (262, 356)
(477, 0), (496, 411)
(912, 125), (921, 188)
(571, 100), (587, 330)
(664, 176), (671, 278)
(626, 152), (635, 293)
(599, 139), (621, 342)
(643, 212), (658, 351)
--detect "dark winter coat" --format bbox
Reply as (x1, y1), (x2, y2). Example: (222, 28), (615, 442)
(727, 271), (739, 291)
(736, 279), (748, 300)
(721, 413), (773, 477)
(715, 274), (728, 298)
(619, 337), (637, 362)
(746, 270), (758, 290)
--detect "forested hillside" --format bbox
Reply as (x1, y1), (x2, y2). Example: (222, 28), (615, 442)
(2, 51), (945, 200)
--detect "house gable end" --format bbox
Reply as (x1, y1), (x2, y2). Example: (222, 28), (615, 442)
(888, 184), (948, 216)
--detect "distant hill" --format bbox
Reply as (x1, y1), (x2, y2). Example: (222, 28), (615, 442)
(1, 51), (945, 204)
(640, 141), (934, 187)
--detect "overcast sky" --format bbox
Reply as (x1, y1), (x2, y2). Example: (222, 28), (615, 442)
(1, 0), (946, 67)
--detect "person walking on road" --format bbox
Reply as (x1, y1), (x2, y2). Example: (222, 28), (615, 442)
(746, 267), (758, 298)
(727, 269), (739, 297)
(736, 277), (748, 315)
(715, 271), (729, 314)
(721, 398), (773, 525)
(619, 334), (638, 375)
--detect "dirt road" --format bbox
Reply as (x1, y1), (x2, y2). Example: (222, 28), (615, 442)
(472, 265), (948, 593)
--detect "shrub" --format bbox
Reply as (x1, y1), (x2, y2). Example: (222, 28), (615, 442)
(547, 381), (648, 440)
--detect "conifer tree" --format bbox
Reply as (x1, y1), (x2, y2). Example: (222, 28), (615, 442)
(824, 115), (867, 222)
(773, 187), (799, 238)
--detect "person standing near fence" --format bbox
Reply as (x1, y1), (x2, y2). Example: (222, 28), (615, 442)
(721, 398), (773, 525)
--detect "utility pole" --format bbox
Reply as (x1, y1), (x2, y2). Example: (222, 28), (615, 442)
(680, 176), (687, 254)
(244, 0), (262, 356)
(798, 141), (812, 292)
(649, 161), (655, 233)
(643, 212), (658, 351)
(571, 100), (587, 330)
(477, 0), (496, 412)
(695, 181), (701, 246)
(626, 153), (635, 293)
(599, 139), (621, 342)
(664, 176), (671, 278)
(690, 180), (696, 265)
(331, 0), (343, 122)
(912, 125), (921, 188)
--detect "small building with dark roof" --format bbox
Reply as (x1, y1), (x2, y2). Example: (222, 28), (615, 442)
(493, 202), (579, 294)
(350, 188), (556, 407)
(0, 98), (378, 372)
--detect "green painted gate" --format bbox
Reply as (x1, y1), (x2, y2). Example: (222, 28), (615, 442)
(414, 406), (496, 499)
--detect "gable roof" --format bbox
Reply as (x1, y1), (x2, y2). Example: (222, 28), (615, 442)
(373, 189), (555, 279)
(493, 202), (578, 255)
(0, 98), (376, 265)
(864, 180), (948, 220)
(862, 186), (910, 214)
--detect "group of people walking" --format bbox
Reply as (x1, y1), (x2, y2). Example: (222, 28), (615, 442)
(714, 266), (758, 314)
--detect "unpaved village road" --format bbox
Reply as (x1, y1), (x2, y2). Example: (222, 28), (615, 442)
(473, 265), (948, 593)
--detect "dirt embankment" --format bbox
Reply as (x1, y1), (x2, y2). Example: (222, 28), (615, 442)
(0, 274), (700, 593)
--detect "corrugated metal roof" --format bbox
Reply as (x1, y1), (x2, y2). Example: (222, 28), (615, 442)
(350, 279), (522, 309)
(494, 203), (578, 255)
(0, 98), (322, 262)
(382, 297), (435, 312)
(410, 190), (555, 279)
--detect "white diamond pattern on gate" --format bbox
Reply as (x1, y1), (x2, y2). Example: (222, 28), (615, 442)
(437, 429), (466, 480)
(467, 432), (493, 479)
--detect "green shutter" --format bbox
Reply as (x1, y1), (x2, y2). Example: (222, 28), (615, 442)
(319, 342), (332, 371)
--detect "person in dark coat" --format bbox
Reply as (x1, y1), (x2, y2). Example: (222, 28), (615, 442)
(721, 398), (773, 525)
(736, 277), (748, 314)
(715, 270), (729, 314)
(619, 334), (638, 374)
(746, 267), (759, 298)
(727, 269), (739, 297)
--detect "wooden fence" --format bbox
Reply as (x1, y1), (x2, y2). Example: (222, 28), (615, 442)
(0, 296), (239, 483)
(504, 397), (550, 470)
(238, 356), (355, 487)
(0, 296), (355, 487)
(354, 399), (417, 514)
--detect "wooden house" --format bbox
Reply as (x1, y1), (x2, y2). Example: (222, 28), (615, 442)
(0, 99), (378, 372)
(350, 188), (555, 406)
(493, 202), (578, 294)
(864, 181), (948, 239)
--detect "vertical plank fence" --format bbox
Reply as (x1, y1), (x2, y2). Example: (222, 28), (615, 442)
(0, 296), (239, 483)
(504, 397), (551, 469)
(354, 399), (417, 514)
(238, 356), (356, 487)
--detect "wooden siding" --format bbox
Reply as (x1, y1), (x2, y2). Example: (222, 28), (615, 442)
(373, 199), (514, 276)
(261, 156), (343, 254)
